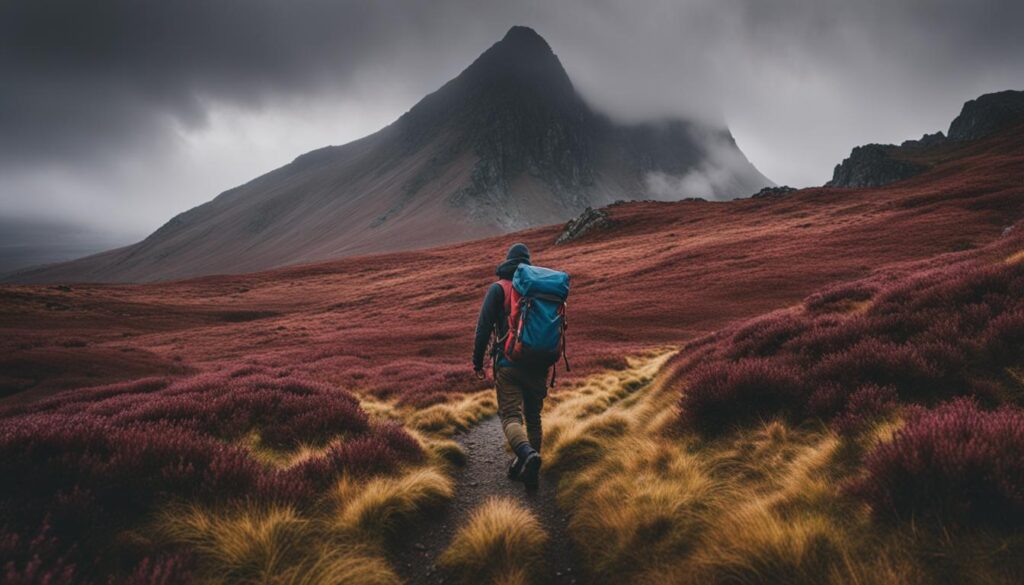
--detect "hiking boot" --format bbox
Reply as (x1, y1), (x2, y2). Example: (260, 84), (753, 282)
(520, 451), (541, 490)
(507, 456), (525, 481)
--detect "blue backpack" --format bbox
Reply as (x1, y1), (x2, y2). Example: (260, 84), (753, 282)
(497, 264), (571, 385)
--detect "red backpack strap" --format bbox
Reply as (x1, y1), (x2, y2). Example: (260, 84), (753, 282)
(493, 279), (515, 348)
(497, 279), (513, 315)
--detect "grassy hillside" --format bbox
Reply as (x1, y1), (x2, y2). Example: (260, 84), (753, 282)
(541, 229), (1023, 584)
(1, 127), (1022, 583)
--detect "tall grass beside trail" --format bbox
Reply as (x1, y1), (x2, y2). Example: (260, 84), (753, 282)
(440, 497), (548, 585)
(160, 467), (455, 585)
(0, 365), (433, 583)
(537, 244), (1024, 583)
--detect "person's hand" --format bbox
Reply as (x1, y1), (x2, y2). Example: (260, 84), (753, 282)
(474, 367), (487, 380)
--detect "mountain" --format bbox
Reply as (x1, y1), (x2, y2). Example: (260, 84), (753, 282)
(827, 89), (1024, 188)
(9, 26), (770, 284)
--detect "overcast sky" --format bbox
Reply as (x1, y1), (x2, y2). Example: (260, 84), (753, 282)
(2, 0), (1022, 243)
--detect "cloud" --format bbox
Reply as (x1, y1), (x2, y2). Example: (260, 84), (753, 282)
(1, 0), (1022, 237)
(644, 127), (772, 200)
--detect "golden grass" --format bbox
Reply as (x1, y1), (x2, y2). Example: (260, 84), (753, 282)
(160, 463), (453, 583)
(439, 497), (548, 584)
(161, 503), (401, 584)
(333, 467), (454, 543)
(1004, 249), (1024, 264)
(405, 390), (498, 435)
(240, 430), (341, 468)
(541, 353), (1024, 584)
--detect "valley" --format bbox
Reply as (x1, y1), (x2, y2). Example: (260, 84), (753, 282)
(1, 100), (1022, 583)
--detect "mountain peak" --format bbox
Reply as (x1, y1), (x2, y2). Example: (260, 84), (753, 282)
(498, 25), (551, 51)
(465, 25), (567, 86)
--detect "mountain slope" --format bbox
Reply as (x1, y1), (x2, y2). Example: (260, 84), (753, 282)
(11, 26), (769, 284)
(2, 107), (1021, 402)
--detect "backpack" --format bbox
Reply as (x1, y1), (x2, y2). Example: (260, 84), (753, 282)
(496, 264), (571, 385)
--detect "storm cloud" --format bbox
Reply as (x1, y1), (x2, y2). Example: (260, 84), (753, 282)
(2, 0), (1023, 241)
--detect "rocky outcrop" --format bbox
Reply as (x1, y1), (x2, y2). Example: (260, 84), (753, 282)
(751, 185), (797, 199)
(826, 144), (928, 188)
(555, 207), (615, 244)
(901, 132), (947, 148)
(824, 90), (1024, 191)
(948, 90), (1024, 141)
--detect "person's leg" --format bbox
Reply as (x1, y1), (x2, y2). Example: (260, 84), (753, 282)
(495, 366), (529, 452)
(523, 387), (543, 453)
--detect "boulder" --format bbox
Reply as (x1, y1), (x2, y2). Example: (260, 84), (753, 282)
(751, 185), (797, 198)
(555, 207), (615, 244)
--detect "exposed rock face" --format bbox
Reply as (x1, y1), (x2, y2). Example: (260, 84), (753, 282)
(824, 90), (1024, 191)
(826, 145), (928, 188)
(555, 207), (615, 244)
(751, 185), (797, 198)
(948, 90), (1024, 141)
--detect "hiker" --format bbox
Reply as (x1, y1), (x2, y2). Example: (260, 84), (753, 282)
(473, 243), (570, 490)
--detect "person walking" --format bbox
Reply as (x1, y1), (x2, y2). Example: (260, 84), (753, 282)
(473, 243), (569, 490)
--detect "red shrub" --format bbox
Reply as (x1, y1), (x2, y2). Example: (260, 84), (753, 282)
(726, 312), (811, 359)
(674, 255), (1024, 434)
(804, 281), (877, 313)
(850, 399), (1024, 528)
(680, 358), (805, 434)
(833, 385), (898, 435)
(811, 339), (941, 396)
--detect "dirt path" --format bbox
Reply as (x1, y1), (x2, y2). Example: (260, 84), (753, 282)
(391, 416), (588, 585)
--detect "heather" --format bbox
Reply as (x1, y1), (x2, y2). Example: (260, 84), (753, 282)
(676, 254), (1024, 434)
(0, 368), (422, 582)
(851, 398), (1024, 528)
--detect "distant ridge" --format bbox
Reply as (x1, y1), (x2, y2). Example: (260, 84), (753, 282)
(827, 89), (1024, 188)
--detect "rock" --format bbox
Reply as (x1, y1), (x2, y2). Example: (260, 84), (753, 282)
(751, 185), (797, 199)
(948, 90), (1024, 141)
(1003, 225), (1015, 237)
(413, 543), (427, 551)
(901, 131), (947, 148)
(825, 144), (928, 188)
(555, 207), (615, 244)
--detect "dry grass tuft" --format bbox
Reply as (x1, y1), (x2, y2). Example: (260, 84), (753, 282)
(333, 467), (454, 542)
(405, 391), (497, 435)
(683, 505), (914, 585)
(564, 435), (718, 577)
(163, 504), (308, 581)
(161, 503), (401, 584)
(274, 546), (401, 585)
(439, 497), (548, 584)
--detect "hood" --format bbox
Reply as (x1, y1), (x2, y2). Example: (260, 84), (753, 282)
(496, 242), (531, 279)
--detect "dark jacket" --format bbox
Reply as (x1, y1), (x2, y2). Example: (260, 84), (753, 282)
(473, 244), (531, 370)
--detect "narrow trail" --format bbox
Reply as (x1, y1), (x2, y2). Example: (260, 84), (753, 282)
(391, 416), (588, 585)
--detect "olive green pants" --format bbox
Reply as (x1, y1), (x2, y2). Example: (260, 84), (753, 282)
(494, 365), (547, 452)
